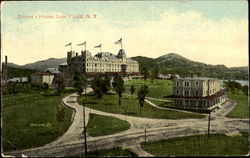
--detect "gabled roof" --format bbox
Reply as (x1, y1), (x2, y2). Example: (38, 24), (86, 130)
(45, 68), (60, 74)
(59, 62), (67, 66)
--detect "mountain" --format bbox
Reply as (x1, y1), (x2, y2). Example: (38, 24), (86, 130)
(230, 66), (248, 71)
(22, 58), (67, 70)
(3, 58), (67, 71)
(5, 63), (21, 68)
(156, 53), (189, 64)
(4, 53), (248, 80)
(131, 53), (248, 80)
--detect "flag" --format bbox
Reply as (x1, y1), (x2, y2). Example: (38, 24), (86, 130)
(77, 42), (86, 46)
(94, 44), (101, 48)
(65, 43), (71, 47)
(115, 38), (122, 44)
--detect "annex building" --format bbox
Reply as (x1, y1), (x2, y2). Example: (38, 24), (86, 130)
(167, 75), (225, 110)
(58, 49), (139, 74)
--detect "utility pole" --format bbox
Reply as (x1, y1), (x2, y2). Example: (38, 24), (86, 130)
(208, 110), (211, 137)
(83, 105), (87, 155)
(4, 56), (7, 84)
(83, 77), (87, 155)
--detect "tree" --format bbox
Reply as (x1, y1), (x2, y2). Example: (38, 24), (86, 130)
(101, 75), (111, 94)
(112, 76), (125, 105)
(91, 76), (104, 99)
(73, 72), (85, 96)
(141, 67), (149, 81)
(150, 67), (159, 83)
(225, 80), (241, 94)
(150, 72), (154, 84)
(55, 78), (65, 96)
(234, 82), (242, 94)
(43, 82), (49, 91)
(242, 85), (248, 96)
(137, 85), (149, 115)
(27, 74), (32, 83)
(129, 85), (135, 96)
(56, 103), (65, 134)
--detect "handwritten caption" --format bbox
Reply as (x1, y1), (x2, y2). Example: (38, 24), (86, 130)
(30, 122), (52, 127)
(18, 14), (97, 19)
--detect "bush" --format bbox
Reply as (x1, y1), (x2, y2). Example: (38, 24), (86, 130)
(63, 88), (76, 93)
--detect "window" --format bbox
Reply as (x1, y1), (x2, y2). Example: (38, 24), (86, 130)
(195, 81), (199, 87)
(176, 89), (179, 95)
(184, 90), (190, 96)
(176, 81), (179, 87)
(184, 81), (191, 87)
(195, 90), (199, 96)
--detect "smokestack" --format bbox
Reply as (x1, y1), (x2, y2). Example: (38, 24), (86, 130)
(5, 56), (8, 84)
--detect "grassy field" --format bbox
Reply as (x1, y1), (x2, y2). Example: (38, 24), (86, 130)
(79, 93), (205, 119)
(124, 79), (172, 98)
(74, 147), (138, 157)
(226, 91), (249, 118)
(2, 91), (73, 151)
(141, 133), (249, 156)
(87, 114), (130, 137)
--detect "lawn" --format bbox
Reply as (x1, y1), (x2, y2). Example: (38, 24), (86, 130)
(2, 91), (73, 151)
(141, 133), (249, 156)
(87, 114), (130, 137)
(124, 79), (172, 98)
(79, 93), (205, 119)
(74, 147), (138, 157)
(226, 91), (249, 118)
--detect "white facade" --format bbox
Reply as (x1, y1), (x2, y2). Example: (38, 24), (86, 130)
(31, 72), (54, 85)
(59, 49), (139, 73)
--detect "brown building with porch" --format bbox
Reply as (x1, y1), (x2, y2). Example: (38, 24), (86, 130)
(167, 76), (225, 110)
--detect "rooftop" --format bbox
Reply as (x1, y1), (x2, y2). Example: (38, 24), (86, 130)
(177, 77), (218, 80)
(45, 68), (60, 74)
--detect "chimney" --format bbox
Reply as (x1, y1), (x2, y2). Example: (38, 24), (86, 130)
(76, 53), (78, 56)
(191, 74), (197, 78)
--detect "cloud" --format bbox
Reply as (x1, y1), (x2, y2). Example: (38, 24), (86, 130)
(2, 9), (248, 67)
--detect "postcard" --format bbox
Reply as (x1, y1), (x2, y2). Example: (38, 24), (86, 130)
(1, 1), (249, 157)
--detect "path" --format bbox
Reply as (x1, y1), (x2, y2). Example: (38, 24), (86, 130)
(212, 98), (236, 117)
(45, 88), (92, 146)
(128, 144), (153, 157)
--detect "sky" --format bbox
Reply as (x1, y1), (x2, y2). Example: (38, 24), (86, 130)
(1, 0), (248, 67)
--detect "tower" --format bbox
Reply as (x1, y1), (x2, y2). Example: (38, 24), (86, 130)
(117, 49), (126, 63)
(81, 50), (91, 72)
